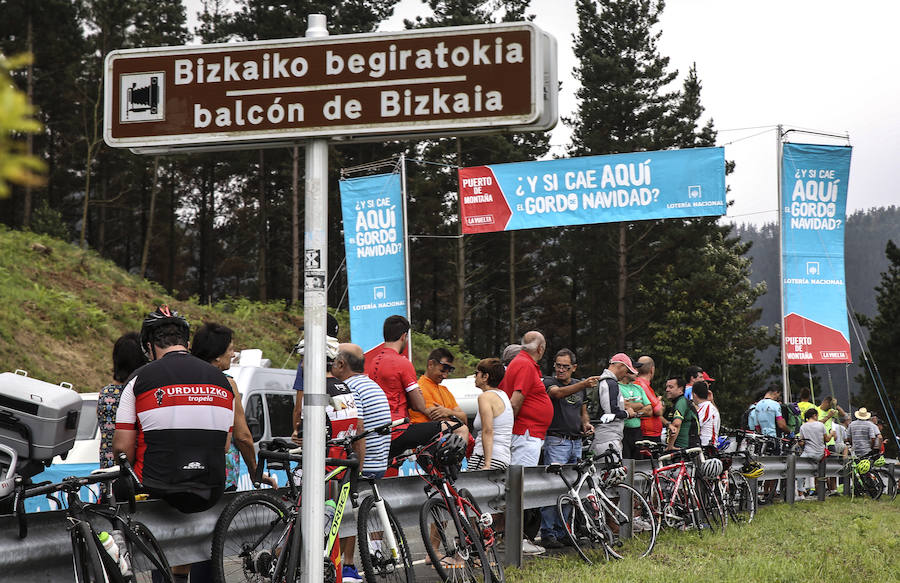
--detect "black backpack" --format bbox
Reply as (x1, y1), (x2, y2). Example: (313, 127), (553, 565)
(741, 402), (757, 431)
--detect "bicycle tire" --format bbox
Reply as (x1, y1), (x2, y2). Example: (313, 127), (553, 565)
(71, 523), (106, 583)
(420, 496), (486, 583)
(860, 471), (884, 500)
(458, 488), (503, 583)
(357, 494), (415, 583)
(696, 478), (726, 534)
(725, 471), (756, 524)
(128, 521), (174, 583)
(604, 483), (656, 559)
(211, 491), (292, 583)
(877, 469), (897, 501)
(683, 479), (708, 536)
(557, 493), (602, 564)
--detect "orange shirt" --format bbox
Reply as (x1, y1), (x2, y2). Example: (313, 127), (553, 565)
(409, 374), (460, 423)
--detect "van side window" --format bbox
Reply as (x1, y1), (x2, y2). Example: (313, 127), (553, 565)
(266, 393), (294, 437)
(245, 394), (265, 442)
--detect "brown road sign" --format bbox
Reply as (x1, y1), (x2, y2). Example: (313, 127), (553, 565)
(104, 22), (557, 153)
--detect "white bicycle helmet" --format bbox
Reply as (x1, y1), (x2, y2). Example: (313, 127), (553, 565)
(700, 457), (724, 479)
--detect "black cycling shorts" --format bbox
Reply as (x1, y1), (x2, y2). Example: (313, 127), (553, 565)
(389, 421), (443, 457)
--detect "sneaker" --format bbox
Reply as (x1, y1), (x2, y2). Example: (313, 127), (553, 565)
(342, 565), (363, 583)
(521, 539), (546, 555)
(632, 516), (653, 532)
(540, 535), (564, 549)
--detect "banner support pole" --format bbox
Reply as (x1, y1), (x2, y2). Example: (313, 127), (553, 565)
(777, 123), (790, 403)
(400, 152), (413, 360)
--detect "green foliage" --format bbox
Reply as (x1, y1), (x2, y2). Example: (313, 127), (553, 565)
(0, 52), (45, 198)
(856, 239), (900, 454)
(510, 497), (900, 583)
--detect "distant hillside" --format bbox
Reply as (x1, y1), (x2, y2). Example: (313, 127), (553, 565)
(0, 227), (478, 392)
(734, 206), (900, 397)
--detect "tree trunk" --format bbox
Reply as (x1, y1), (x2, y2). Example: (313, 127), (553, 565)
(23, 12), (33, 228)
(509, 231), (516, 344)
(167, 162), (176, 293)
(139, 157), (160, 279)
(617, 222), (627, 349)
(198, 162), (211, 303)
(292, 145), (300, 305)
(258, 150), (268, 302)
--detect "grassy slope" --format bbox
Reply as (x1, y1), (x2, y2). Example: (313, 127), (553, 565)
(0, 227), (479, 391)
(510, 497), (900, 583)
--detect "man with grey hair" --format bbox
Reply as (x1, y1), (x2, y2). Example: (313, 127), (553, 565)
(501, 343), (522, 366)
(499, 331), (552, 554)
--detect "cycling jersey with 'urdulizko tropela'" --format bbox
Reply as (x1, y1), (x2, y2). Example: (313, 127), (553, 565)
(115, 351), (234, 495)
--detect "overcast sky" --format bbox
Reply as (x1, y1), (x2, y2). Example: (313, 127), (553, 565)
(189, 0), (899, 226)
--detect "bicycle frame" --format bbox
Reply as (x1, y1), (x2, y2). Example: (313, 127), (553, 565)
(646, 447), (704, 530)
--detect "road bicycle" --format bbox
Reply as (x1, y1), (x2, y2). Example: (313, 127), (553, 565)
(713, 450), (757, 524)
(407, 422), (503, 583)
(839, 450), (886, 500)
(546, 446), (656, 563)
(211, 418), (413, 583)
(634, 441), (714, 536)
(5, 446), (173, 583)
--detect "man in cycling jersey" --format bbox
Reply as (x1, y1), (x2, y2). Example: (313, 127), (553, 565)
(113, 306), (233, 583)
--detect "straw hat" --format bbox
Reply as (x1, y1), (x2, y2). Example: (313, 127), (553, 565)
(854, 407), (872, 420)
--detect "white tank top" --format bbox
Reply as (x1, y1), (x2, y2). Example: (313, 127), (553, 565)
(473, 389), (513, 465)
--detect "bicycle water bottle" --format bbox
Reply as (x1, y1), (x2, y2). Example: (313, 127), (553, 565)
(111, 529), (132, 577)
(323, 500), (337, 540)
(98, 531), (120, 568)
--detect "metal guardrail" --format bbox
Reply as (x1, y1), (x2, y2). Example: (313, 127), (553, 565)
(1, 456), (897, 582)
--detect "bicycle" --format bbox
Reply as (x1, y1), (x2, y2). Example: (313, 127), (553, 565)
(211, 418), (413, 583)
(634, 441), (713, 535)
(6, 446), (173, 583)
(839, 450), (885, 500)
(406, 423), (503, 583)
(545, 446), (656, 563)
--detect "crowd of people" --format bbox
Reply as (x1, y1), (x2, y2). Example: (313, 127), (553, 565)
(97, 307), (890, 581)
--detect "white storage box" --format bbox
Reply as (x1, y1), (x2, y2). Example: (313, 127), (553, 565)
(0, 371), (82, 461)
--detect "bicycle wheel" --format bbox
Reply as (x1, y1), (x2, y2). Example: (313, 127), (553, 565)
(695, 478), (726, 534)
(860, 472), (884, 500)
(459, 488), (503, 583)
(876, 469), (897, 501)
(211, 491), (292, 583)
(71, 523), (106, 583)
(357, 494), (415, 583)
(557, 493), (603, 564)
(725, 471), (756, 524)
(420, 496), (487, 583)
(682, 479), (709, 536)
(128, 521), (174, 583)
(604, 483), (656, 559)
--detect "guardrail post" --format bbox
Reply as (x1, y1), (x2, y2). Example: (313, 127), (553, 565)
(504, 464), (524, 568)
(618, 457), (634, 539)
(841, 468), (852, 497)
(816, 458), (827, 501)
(785, 453), (796, 504)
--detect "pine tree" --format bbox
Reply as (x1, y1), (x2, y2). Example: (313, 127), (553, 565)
(856, 240), (900, 451)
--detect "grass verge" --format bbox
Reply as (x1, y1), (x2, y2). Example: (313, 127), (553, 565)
(509, 497), (900, 583)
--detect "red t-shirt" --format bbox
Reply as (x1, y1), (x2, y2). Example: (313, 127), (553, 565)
(364, 346), (418, 424)
(635, 376), (663, 437)
(499, 351), (553, 439)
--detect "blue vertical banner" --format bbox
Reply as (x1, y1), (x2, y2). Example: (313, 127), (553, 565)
(340, 172), (409, 354)
(781, 143), (853, 364)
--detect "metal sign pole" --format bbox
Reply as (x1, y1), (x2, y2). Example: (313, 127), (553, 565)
(301, 14), (329, 583)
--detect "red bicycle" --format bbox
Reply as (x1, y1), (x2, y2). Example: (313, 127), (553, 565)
(634, 441), (715, 535)
(399, 423), (503, 583)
